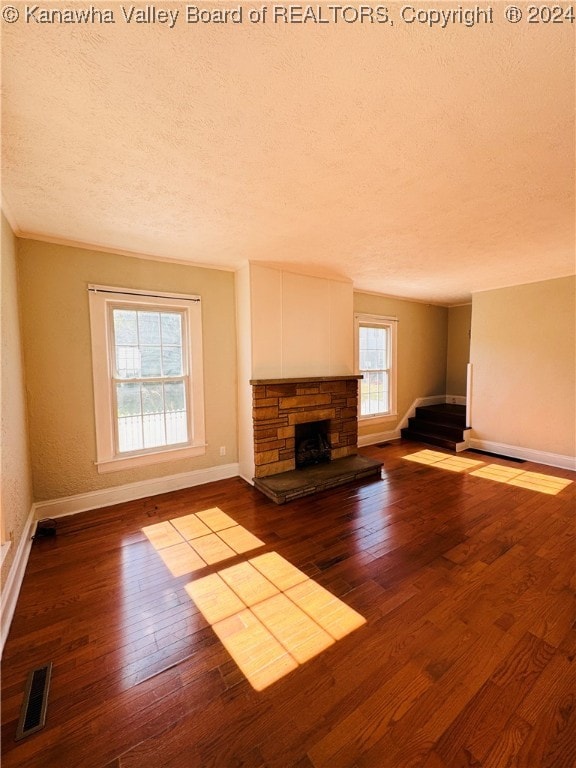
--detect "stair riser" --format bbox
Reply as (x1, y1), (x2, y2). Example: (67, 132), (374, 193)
(400, 429), (458, 451)
(415, 407), (466, 426)
(408, 419), (465, 441)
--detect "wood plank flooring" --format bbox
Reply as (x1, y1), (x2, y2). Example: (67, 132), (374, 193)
(1, 441), (575, 767)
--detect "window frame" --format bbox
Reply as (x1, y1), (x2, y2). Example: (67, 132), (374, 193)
(89, 285), (206, 473)
(355, 313), (398, 421)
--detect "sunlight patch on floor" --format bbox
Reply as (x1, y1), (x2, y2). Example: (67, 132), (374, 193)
(468, 464), (525, 483)
(186, 553), (365, 691)
(251, 551), (309, 590)
(141, 520), (184, 550)
(403, 450), (484, 472)
(404, 451), (573, 496)
(471, 467), (573, 496)
(403, 449), (450, 466)
(184, 573), (246, 623)
(196, 507), (237, 531)
(144, 516), (366, 690)
(218, 526), (267, 554)
(433, 456), (484, 473)
(506, 471), (572, 495)
(213, 610), (299, 691)
(142, 509), (265, 577)
(188, 532), (237, 565)
(155, 542), (207, 578)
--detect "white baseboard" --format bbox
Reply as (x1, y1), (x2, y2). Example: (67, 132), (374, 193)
(468, 439), (576, 471)
(455, 429), (472, 453)
(358, 429), (401, 447)
(1, 506), (35, 656)
(33, 462), (240, 520)
(445, 394), (467, 406)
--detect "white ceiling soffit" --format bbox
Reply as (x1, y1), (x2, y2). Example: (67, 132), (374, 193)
(2, 3), (575, 305)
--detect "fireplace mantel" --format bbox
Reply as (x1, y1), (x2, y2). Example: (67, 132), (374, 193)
(250, 375), (362, 386)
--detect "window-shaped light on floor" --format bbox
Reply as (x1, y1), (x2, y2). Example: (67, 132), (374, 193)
(185, 553), (366, 691)
(141, 509), (265, 578)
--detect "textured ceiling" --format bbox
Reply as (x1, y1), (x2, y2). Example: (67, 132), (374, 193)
(2, 2), (574, 304)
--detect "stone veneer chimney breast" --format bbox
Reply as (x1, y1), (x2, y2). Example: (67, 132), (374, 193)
(250, 376), (362, 478)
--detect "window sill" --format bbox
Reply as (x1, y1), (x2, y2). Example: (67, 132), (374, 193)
(359, 413), (398, 426)
(96, 443), (207, 473)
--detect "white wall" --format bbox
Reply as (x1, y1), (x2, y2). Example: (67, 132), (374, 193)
(236, 265), (255, 482)
(470, 276), (575, 464)
(251, 264), (354, 379)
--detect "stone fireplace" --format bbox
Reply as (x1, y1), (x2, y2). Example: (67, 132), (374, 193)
(250, 376), (362, 478)
(249, 375), (382, 503)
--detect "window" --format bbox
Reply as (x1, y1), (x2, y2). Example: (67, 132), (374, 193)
(89, 286), (205, 472)
(355, 313), (397, 418)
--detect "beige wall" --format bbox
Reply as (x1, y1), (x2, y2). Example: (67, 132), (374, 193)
(17, 240), (238, 501)
(1, 215), (33, 585)
(446, 304), (472, 396)
(470, 277), (576, 458)
(353, 292), (448, 441)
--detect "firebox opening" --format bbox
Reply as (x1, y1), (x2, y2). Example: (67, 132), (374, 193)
(295, 420), (331, 469)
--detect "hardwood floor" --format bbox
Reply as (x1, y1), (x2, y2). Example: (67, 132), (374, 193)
(2, 441), (575, 767)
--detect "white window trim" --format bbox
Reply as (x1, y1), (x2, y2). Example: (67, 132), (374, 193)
(355, 313), (398, 421)
(88, 285), (206, 473)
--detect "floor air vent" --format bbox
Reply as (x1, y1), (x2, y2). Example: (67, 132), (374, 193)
(15, 663), (52, 741)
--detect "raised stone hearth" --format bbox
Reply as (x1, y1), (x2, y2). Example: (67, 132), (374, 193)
(253, 454), (383, 504)
(250, 375), (382, 503)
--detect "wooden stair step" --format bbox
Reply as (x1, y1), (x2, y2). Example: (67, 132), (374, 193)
(406, 418), (465, 441)
(415, 404), (466, 427)
(400, 429), (460, 451)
